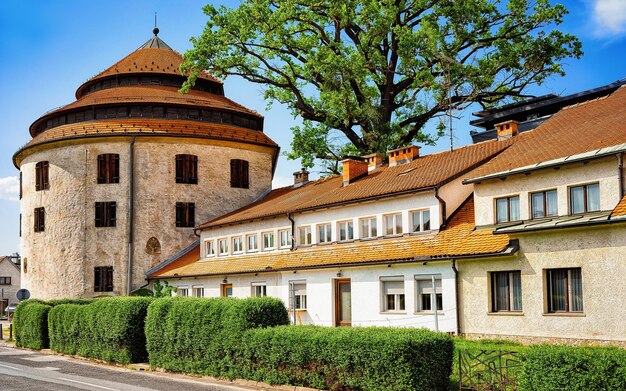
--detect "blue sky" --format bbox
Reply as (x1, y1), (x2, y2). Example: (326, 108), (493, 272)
(0, 0), (625, 255)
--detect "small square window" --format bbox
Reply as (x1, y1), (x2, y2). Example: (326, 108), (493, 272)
(193, 287), (204, 297)
(317, 223), (332, 243)
(570, 184), (599, 214)
(218, 239), (229, 255)
(384, 213), (403, 236)
(205, 241), (215, 257)
(94, 266), (113, 292)
(298, 226), (312, 245)
(495, 196), (520, 223)
(531, 190), (558, 219)
(279, 229), (291, 248)
(232, 237), (243, 253)
(546, 268), (583, 313)
(247, 234), (258, 252)
(381, 278), (405, 312)
(411, 209), (431, 232)
(177, 288), (189, 297)
(416, 276), (442, 312)
(490, 271), (522, 312)
(359, 217), (377, 239)
(252, 282), (267, 297)
(288, 281), (307, 310)
(337, 220), (354, 241)
(262, 232), (275, 250)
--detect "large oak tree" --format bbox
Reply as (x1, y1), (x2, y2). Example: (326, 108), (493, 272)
(182, 0), (582, 173)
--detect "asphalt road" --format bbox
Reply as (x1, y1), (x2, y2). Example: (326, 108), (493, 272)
(0, 345), (253, 391)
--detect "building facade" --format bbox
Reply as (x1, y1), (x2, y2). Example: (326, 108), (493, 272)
(14, 31), (279, 299)
(0, 256), (21, 315)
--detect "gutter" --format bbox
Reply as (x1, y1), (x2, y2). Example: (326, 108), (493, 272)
(618, 153), (624, 198)
(434, 186), (447, 229)
(288, 213), (296, 250)
(451, 260), (461, 335)
(127, 136), (136, 295)
(493, 217), (626, 234)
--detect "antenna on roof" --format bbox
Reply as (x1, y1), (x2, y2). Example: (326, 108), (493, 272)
(153, 12), (159, 36)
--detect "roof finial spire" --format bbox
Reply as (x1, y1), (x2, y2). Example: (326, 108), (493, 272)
(153, 12), (159, 36)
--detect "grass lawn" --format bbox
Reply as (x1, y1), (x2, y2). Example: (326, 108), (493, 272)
(451, 338), (529, 389)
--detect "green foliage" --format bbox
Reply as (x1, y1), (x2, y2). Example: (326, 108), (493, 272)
(182, 0), (582, 172)
(236, 326), (453, 391)
(519, 345), (626, 391)
(145, 296), (289, 376)
(48, 297), (152, 364)
(131, 288), (154, 297)
(147, 296), (451, 390)
(14, 300), (51, 349)
(152, 280), (176, 298)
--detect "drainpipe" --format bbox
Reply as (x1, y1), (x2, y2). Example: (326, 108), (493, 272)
(127, 136), (136, 296)
(288, 213), (296, 250)
(451, 259), (461, 336)
(618, 153), (624, 198)
(434, 186), (447, 229)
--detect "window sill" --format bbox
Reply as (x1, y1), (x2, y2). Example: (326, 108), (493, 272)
(384, 234), (403, 238)
(488, 311), (524, 316)
(380, 311), (407, 315)
(413, 312), (445, 316)
(543, 312), (586, 317)
(337, 239), (355, 244)
(288, 309), (307, 312)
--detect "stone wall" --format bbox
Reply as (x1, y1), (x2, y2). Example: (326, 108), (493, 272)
(19, 135), (275, 299)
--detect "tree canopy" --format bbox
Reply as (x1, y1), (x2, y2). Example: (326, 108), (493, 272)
(182, 0), (582, 173)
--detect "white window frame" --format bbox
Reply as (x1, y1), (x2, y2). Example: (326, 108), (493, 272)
(192, 286), (205, 298)
(262, 231), (275, 251)
(415, 274), (443, 313)
(298, 225), (312, 246)
(384, 213), (403, 236)
(279, 229), (291, 249)
(218, 238), (229, 256)
(177, 287), (189, 297)
(380, 276), (405, 312)
(232, 236), (243, 254)
(359, 216), (377, 239)
(204, 240), (216, 257)
(246, 234), (258, 252)
(410, 209), (432, 233)
(337, 220), (354, 242)
(251, 281), (267, 297)
(288, 280), (307, 311)
(317, 223), (332, 243)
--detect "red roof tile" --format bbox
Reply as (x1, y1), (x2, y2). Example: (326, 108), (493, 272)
(611, 194), (626, 218)
(198, 138), (512, 229)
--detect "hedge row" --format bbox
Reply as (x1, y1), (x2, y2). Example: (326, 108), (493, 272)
(519, 345), (626, 391)
(145, 296), (289, 375)
(48, 297), (152, 364)
(145, 297), (453, 391)
(14, 298), (93, 349)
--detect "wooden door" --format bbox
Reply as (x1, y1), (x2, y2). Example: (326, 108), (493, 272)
(221, 284), (233, 297)
(335, 279), (352, 326)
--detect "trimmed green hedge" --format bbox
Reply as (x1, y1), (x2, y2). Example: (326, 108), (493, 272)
(519, 345), (626, 391)
(145, 296), (289, 375)
(237, 326), (453, 391)
(14, 300), (52, 349)
(14, 298), (94, 349)
(48, 297), (152, 364)
(146, 297), (452, 390)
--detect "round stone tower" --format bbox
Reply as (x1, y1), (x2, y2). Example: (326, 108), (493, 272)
(13, 31), (278, 299)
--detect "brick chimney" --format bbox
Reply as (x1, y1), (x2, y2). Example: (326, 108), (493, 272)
(293, 169), (309, 188)
(341, 158), (368, 186)
(495, 120), (519, 140)
(387, 146), (420, 167)
(362, 153), (384, 172)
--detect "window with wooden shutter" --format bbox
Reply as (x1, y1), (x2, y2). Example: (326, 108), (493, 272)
(175, 154), (198, 184)
(97, 154), (120, 184)
(175, 202), (195, 227)
(19, 172), (22, 199)
(230, 159), (249, 188)
(35, 161), (49, 191)
(94, 266), (113, 292)
(95, 202), (117, 227)
(34, 207), (45, 232)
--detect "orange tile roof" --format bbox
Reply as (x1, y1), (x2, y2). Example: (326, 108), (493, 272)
(197, 138), (512, 229)
(18, 119), (278, 151)
(466, 86), (626, 181)
(611, 195), (626, 218)
(83, 47), (220, 87)
(45, 86), (262, 120)
(150, 197), (511, 278)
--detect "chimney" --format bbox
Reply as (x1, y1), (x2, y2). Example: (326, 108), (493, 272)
(387, 146), (420, 167)
(362, 153), (384, 172)
(293, 169), (309, 188)
(495, 120), (519, 140)
(341, 158), (368, 186)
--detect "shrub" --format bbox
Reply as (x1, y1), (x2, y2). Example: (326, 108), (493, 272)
(235, 326), (453, 391)
(48, 297), (152, 364)
(145, 296), (289, 376)
(14, 300), (52, 349)
(519, 345), (626, 391)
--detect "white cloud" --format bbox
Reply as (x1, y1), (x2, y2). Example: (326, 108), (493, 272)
(592, 0), (626, 36)
(272, 175), (293, 189)
(0, 176), (19, 201)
